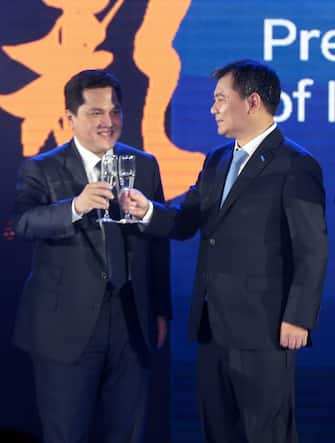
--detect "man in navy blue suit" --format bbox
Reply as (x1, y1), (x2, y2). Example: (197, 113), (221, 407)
(121, 60), (328, 443)
(14, 69), (171, 443)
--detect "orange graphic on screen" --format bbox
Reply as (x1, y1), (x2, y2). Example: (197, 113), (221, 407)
(0, 0), (204, 198)
(134, 0), (204, 198)
(0, 0), (124, 156)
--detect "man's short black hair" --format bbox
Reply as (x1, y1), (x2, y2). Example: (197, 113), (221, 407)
(211, 59), (281, 115)
(64, 69), (122, 115)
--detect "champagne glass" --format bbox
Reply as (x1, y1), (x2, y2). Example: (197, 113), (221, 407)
(117, 154), (137, 223)
(96, 153), (119, 223)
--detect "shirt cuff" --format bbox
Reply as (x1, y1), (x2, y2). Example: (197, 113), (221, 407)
(141, 200), (153, 224)
(72, 198), (84, 223)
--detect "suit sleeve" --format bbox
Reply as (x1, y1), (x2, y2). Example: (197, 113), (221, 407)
(14, 158), (76, 240)
(282, 155), (328, 330)
(146, 156), (210, 240)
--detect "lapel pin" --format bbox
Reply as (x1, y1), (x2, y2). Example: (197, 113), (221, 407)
(260, 154), (266, 162)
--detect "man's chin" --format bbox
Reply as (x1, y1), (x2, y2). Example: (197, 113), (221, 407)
(92, 143), (116, 156)
(98, 137), (119, 150)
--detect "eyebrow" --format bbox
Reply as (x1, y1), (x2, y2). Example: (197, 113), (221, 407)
(89, 107), (104, 111)
(88, 106), (121, 112)
(214, 92), (227, 98)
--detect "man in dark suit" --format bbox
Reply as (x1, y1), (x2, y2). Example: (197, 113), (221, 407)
(121, 60), (328, 442)
(14, 70), (171, 443)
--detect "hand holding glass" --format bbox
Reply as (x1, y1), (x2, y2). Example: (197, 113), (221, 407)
(96, 153), (119, 223)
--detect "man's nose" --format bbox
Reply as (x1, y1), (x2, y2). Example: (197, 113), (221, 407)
(103, 113), (114, 126)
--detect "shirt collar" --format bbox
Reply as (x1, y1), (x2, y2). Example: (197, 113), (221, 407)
(234, 122), (277, 157)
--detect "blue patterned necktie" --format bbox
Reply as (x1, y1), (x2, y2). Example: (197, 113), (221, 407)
(220, 148), (248, 207)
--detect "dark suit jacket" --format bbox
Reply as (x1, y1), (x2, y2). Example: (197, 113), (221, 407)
(14, 140), (171, 363)
(147, 128), (328, 350)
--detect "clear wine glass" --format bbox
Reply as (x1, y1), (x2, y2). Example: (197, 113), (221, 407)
(96, 153), (119, 223)
(117, 154), (137, 224)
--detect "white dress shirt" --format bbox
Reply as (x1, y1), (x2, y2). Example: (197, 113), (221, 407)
(71, 137), (113, 222)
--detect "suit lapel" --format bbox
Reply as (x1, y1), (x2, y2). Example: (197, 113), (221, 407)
(63, 140), (89, 191)
(208, 144), (234, 208)
(210, 128), (283, 230)
(63, 140), (106, 268)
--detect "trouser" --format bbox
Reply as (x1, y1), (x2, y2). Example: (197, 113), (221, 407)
(32, 288), (151, 443)
(197, 308), (298, 443)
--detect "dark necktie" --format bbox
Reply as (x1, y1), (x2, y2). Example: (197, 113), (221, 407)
(95, 160), (102, 179)
(94, 161), (128, 290)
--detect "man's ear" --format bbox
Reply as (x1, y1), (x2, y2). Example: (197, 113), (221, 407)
(65, 110), (74, 129)
(247, 92), (261, 113)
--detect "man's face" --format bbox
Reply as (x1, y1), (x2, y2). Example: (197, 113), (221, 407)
(66, 87), (123, 156)
(211, 73), (250, 140)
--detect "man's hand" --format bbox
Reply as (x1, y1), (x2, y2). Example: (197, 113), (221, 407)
(157, 316), (168, 349)
(74, 182), (114, 214)
(280, 321), (308, 349)
(119, 188), (150, 219)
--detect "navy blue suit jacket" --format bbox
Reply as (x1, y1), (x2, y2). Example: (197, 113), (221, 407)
(146, 128), (327, 349)
(14, 140), (171, 363)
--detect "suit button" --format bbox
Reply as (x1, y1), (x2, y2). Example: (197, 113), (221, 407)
(209, 238), (216, 246)
(101, 272), (108, 280)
